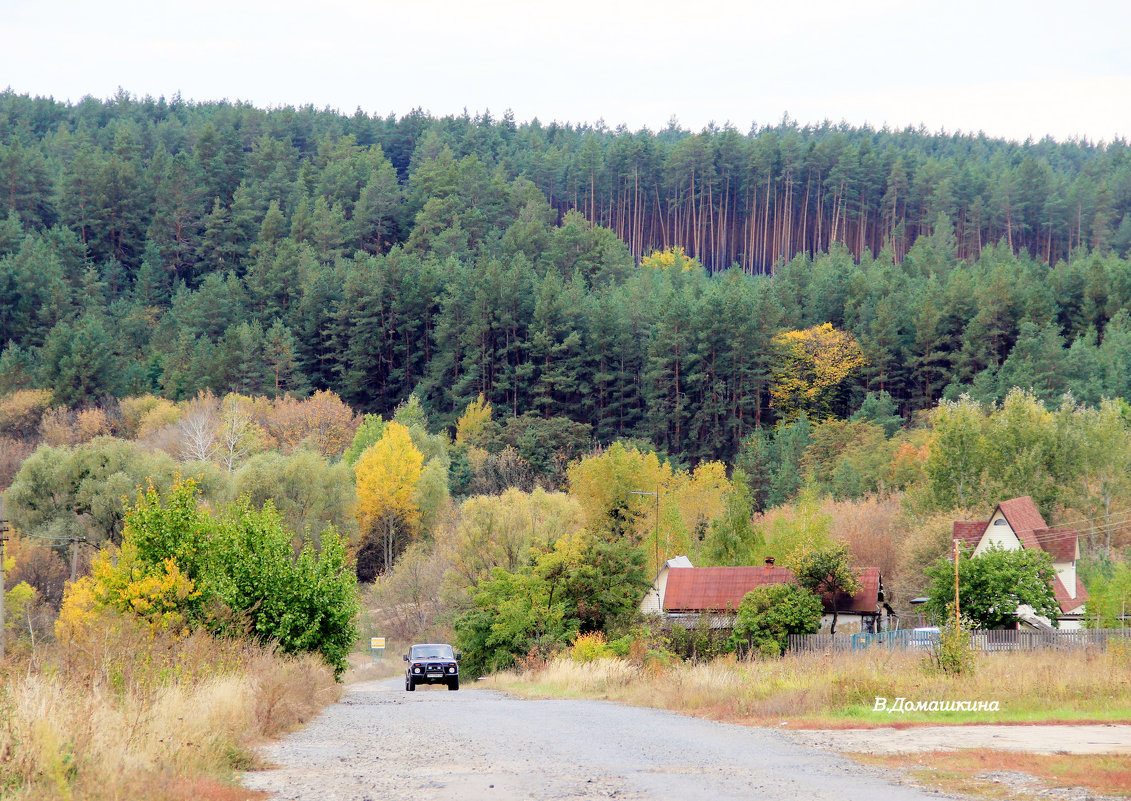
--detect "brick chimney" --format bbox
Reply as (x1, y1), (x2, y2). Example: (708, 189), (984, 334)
(764, 556), (775, 567)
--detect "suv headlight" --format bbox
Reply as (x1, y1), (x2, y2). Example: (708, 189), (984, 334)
(413, 667), (421, 674)
(448, 666), (456, 673)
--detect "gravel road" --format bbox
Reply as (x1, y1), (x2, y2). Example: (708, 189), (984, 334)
(242, 678), (955, 800)
(788, 723), (1131, 755)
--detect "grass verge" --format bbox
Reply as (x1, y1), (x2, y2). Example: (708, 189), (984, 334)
(0, 614), (341, 801)
(485, 648), (1131, 727)
(851, 750), (1131, 799)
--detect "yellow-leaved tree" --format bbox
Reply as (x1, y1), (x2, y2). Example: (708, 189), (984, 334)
(639, 246), (703, 272)
(455, 394), (492, 446)
(669, 460), (730, 545)
(353, 421), (424, 580)
(445, 488), (585, 591)
(770, 323), (867, 421)
(566, 443), (733, 574)
(55, 541), (199, 643)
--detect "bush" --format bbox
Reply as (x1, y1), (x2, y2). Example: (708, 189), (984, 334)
(39, 406), (111, 446)
(728, 583), (822, 657)
(6, 437), (180, 547)
(136, 397), (182, 439)
(0, 388), (52, 439)
(56, 543), (199, 640)
(454, 567), (575, 677)
(607, 634), (633, 657)
(60, 479), (360, 677)
(453, 532), (649, 676)
(118, 394), (170, 438)
(0, 434), (34, 489)
(7, 535), (69, 607)
(570, 631), (613, 662)
(923, 609), (977, 676)
(667, 615), (730, 662)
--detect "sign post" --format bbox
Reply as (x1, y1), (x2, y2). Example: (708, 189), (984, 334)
(370, 636), (386, 665)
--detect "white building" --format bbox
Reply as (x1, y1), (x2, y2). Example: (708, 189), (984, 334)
(953, 496), (1088, 629)
(639, 555), (694, 615)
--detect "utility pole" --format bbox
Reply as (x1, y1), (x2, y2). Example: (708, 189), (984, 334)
(953, 538), (961, 629)
(630, 489), (660, 570)
(1, 496), (9, 662)
(70, 536), (81, 583)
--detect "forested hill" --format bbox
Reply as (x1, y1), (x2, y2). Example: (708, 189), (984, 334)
(4, 90), (1131, 463)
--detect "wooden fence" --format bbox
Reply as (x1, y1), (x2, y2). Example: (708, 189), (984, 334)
(787, 628), (1131, 654)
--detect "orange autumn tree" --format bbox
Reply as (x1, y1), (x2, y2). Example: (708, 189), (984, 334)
(353, 421), (424, 579)
(770, 323), (867, 421)
(266, 390), (358, 458)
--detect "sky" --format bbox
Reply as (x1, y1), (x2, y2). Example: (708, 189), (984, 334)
(4, 0), (1130, 143)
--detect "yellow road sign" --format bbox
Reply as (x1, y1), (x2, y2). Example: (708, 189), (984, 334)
(371, 637), (386, 649)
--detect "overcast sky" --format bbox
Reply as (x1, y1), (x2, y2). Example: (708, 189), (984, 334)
(4, 0), (1129, 143)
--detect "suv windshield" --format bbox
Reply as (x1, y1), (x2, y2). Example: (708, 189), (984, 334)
(411, 644), (455, 660)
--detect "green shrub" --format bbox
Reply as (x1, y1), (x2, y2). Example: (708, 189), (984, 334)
(63, 478), (360, 677)
(668, 615), (730, 661)
(923, 608), (977, 677)
(727, 582), (822, 657)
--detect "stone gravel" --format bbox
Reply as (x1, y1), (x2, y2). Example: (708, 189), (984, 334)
(243, 678), (961, 800)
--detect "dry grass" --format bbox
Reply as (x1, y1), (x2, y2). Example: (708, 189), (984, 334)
(343, 652), (406, 684)
(854, 750), (1131, 799)
(488, 647), (1131, 727)
(0, 617), (340, 801)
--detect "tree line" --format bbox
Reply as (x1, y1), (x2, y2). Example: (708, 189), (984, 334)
(4, 91), (1128, 274)
(4, 91), (1131, 465)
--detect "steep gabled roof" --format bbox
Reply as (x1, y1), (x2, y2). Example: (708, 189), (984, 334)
(1036, 529), (1079, 563)
(955, 497), (1080, 565)
(952, 497), (1088, 616)
(953, 521), (987, 550)
(1054, 574), (1090, 615)
(997, 496), (1048, 533)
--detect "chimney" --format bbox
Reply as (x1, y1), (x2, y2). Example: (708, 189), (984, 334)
(764, 556), (775, 567)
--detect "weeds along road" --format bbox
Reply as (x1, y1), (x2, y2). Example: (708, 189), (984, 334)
(243, 677), (955, 801)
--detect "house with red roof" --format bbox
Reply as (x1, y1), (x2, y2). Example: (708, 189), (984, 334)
(640, 557), (889, 634)
(952, 496), (1088, 629)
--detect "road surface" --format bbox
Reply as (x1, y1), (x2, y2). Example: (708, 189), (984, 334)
(243, 677), (957, 800)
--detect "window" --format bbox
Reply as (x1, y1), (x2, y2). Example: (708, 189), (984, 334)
(411, 644), (455, 660)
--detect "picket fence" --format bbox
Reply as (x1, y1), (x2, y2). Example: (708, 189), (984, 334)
(787, 627), (1131, 653)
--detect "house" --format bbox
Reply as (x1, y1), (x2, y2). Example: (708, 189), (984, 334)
(639, 555), (694, 615)
(952, 496), (1089, 629)
(640, 557), (889, 634)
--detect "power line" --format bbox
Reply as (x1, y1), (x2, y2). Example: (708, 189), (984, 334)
(1049, 508), (1131, 531)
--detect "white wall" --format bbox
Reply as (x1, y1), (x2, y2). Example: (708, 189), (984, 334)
(639, 568), (667, 615)
(973, 510), (1021, 555)
(1055, 561), (1077, 599)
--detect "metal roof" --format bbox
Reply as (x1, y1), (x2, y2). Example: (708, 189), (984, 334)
(662, 566), (882, 615)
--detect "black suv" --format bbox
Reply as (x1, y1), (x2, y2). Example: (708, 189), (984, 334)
(404, 643), (460, 691)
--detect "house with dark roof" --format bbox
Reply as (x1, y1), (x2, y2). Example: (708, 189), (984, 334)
(952, 496), (1088, 629)
(640, 557), (889, 634)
